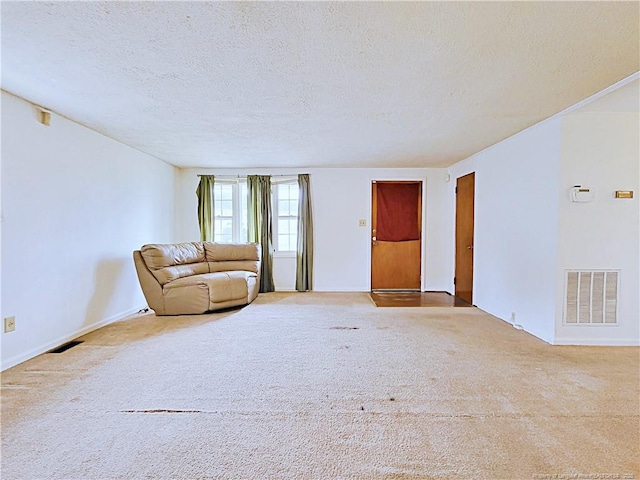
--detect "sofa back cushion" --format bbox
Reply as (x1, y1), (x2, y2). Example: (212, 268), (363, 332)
(141, 242), (208, 285)
(203, 242), (260, 262)
(140, 242), (262, 286)
(204, 243), (261, 274)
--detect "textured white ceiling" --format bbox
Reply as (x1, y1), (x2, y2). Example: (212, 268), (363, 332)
(2, 1), (639, 168)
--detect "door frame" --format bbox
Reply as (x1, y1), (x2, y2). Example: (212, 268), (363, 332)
(368, 177), (427, 292)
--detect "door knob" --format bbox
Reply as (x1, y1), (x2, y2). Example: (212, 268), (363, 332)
(372, 236), (377, 246)
(467, 245), (474, 250)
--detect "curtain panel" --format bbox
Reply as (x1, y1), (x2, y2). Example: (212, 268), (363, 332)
(376, 182), (421, 242)
(196, 175), (215, 242)
(247, 175), (275, 293)
(296, 174), (314, 291)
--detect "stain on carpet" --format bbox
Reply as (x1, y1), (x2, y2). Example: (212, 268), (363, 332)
(120, 409), (206, 414)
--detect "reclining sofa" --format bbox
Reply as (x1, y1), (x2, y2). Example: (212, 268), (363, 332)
(133, 242), (261, 315)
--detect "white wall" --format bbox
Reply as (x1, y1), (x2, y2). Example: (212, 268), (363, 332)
(175, 167), (450, 292)
(1, 91), (176, 370)
(447, 120), (562, 344)
(555, 83), (639, 344)
(0, 93), (3, 358)
(444, 76), (639, 346)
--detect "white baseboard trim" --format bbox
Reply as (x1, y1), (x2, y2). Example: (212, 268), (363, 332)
(1, 305), (145, 371)
(552, 338), (640, 346)
(473, 305), (554, 345)
(313, 288), (369, 292)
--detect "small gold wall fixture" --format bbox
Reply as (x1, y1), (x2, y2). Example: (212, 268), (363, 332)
(615, 190), (633, 199)
(38, 108), (51, 126)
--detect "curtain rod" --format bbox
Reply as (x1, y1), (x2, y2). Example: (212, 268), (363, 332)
(197, 174), (305, 177)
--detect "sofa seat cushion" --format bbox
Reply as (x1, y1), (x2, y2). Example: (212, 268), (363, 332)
(164, 271), (257, 304)
(154, 262), (210, 286)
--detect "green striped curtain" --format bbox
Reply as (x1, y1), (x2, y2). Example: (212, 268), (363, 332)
(196, 175), (215, 242)
(247, 175), (275, 293)
(296, 174), (313, 291)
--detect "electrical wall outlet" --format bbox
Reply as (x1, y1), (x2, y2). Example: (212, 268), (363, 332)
(358, 219), (367, 227)
(4, 316), (16, 333)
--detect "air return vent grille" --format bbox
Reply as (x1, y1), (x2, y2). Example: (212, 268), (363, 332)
(564, 270), (618, 325)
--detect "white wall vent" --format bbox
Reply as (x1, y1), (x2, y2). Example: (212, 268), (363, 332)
(564, 270), (619, 325)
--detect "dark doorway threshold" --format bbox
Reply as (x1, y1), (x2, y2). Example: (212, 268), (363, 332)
(370, 291), (472, 308)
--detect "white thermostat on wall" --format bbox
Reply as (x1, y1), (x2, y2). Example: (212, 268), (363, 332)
(570, 186), (594, 203)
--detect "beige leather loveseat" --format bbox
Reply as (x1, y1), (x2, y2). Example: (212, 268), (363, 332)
(133, 242), (261, 315)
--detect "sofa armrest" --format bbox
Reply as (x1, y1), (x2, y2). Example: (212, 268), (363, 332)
(133, 250), (165, 315)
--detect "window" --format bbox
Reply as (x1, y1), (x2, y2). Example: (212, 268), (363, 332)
(273, 181), (299, 253)
(211, 177), (298, 252)
(213, 180), (248, 243)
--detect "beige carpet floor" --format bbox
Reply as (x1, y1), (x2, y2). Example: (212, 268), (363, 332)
(1, 292), (638, 479)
